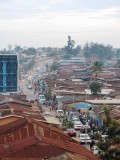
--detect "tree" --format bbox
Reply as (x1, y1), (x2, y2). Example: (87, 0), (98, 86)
(8, 44), (12, 51)
(89, 81), (101, 95)
(97, 119), (120, 160)
(67, 35), (75, 49)
(44, 87), (52, 101)
(62, 54), (71, 60)
(102, 105), (111, 128)
(25, 47), (36, 55)
(14, 45), (21, 52)
(51, 63), (58, 71)
(116, 59), (120, 68)
(95, 106), (120, 159)
(0, 48), (8, 54)
(116, 49), (120, 58)
(90, 61), (102, 77)
(27, 58), (35, 71)
(62, 36), (80, 56)
(64, 36), (75, 55)
(83, 42), (114, 60)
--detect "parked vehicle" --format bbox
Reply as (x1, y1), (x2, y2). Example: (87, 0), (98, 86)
(79, 134), (91, 144)
(80, 125), (91, 133)
(56, 109), (64, 118)
(26, 99), (35, 103)
(39, 95), (46, 104)
(66, 129), (76, 137)
(73, 121), (83, 130)
(27, 84), (32, 89)
(43, 111), (51, 116)
(101, 135), (108, 142)
(71, 117), (79, 122)
(92, 145), (102, 155)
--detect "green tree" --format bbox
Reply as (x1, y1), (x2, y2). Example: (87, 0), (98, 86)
(89, 81), (101, 95)
(62, 114), (74, 130)
(116, 49), (120, 58)
(44, 87), (52, 101)
(25, 47), (36, 55)
(27, 58), (35, 71)
(90, 61), (102, 77)
(0, 48), (8, 54)
(83, 42), (114, 60)
(51, 63), (58, 71)
(8, 44), (12, 51)
(64, 36), (75, 55)
(62, 36), (80, 56)
(67, 36), (75, 49)
(98, 119), (120, 160)
(102, 105), (111, 128)
(14, 45), (21, 52)
(62, 54), (71, 60)
(116, 59), (120, 68)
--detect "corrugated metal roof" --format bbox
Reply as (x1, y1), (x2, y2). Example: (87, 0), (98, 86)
(39, 136), (99, 160)
(0, 136), (65, 159)
(44, 116), (62, 125)
(58, 96), (74, 102)
(0, 103), (46, 121)
(0, 99), (32, 107)
(0, 118), (100, 160)
(0, 134), (99, 160)
(87, 99), (120, 105)
(0, 118), (27, 135)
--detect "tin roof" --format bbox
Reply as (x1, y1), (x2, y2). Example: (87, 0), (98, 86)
(44, 116), (62, 125)
(0, 118), (99, 160)
(0, 99), (32, 108)
(0, 103), (45, 121)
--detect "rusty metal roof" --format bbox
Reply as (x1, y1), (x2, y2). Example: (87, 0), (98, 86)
(0, 135), (66, 159)
(0, 118), (99, 160)
(0, 118), (27, 135)
(0, 99), (32, 107)
(0, 103), (46, 121)
(0, 134), (99, 160)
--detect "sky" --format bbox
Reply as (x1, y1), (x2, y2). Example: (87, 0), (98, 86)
(0, 0), (120, 49)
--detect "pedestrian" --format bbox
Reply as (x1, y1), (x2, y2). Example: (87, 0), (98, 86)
(90, 139), (95, 150)
(45, 101), (48, 107)
(50, 106), (52, 112)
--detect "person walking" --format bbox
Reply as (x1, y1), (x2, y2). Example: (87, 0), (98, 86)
(90, 138), (95, 150)
(49, 106), (52, 112)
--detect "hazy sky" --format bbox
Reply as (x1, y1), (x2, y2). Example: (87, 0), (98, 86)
(0, 0), (120, 49)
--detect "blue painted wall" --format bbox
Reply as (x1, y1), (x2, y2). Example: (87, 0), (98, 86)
(0, 55), (18, 92)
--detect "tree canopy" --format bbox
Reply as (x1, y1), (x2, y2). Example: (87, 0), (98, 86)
(98, 119), (120, 160)
(116, 49), (120, 58)
(89, 81), (101, 95)
(51, 63), (58, 71)
(62, 36), (81, 56)
(83, 42), (114, 61)
(116, 59), (120, 68)
(24, 47), (36, 55)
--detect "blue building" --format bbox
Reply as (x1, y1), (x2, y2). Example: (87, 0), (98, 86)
(0, 54), (19, 93)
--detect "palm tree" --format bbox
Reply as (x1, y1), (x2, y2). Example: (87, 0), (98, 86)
(90, 61), (102, 78)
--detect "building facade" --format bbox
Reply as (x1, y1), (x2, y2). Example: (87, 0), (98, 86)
(0, 54), (19, 93)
